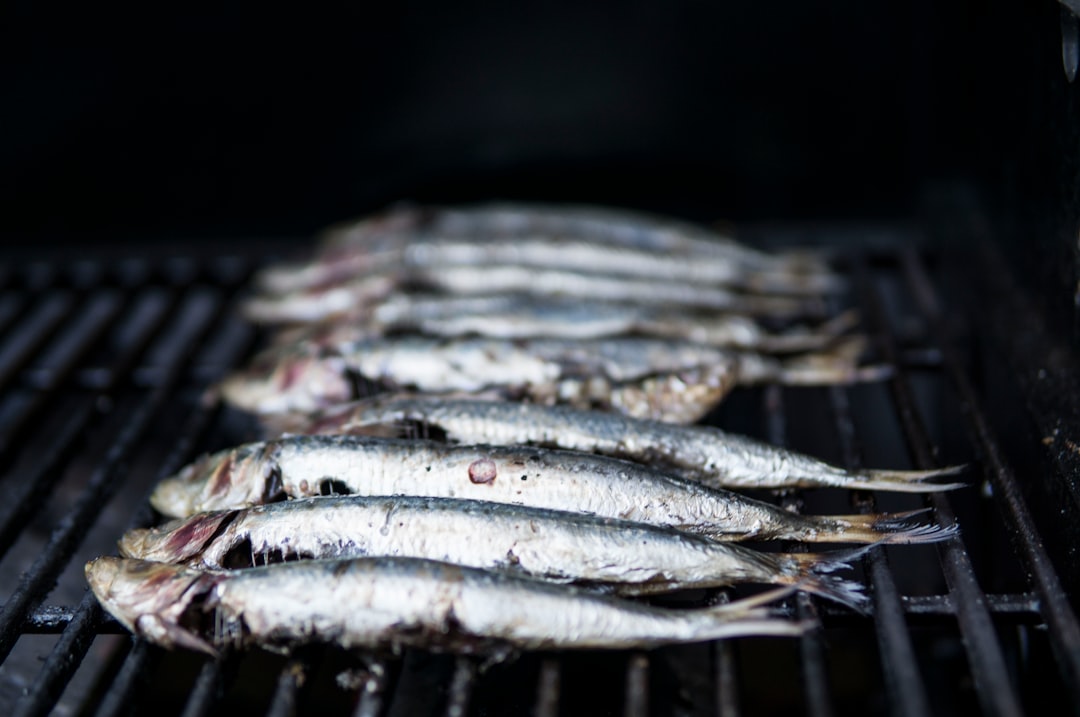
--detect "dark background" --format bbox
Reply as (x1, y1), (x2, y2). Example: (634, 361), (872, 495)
(0, 1), (1033, 243)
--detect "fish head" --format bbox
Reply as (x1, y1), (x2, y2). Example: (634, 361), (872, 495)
(150, 443), (282, 518)
(216, 347), (355, 415)
(85, 556), (221, 655)
(118, 510), (236, 563)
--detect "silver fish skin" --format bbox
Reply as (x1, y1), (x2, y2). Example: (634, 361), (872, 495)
(148, 434), (958, 547)
(86, 555), (809, 657)
(215, 335), (887, 420)
(267, 395), (966, 493)
(321, 202), (828, 271)
(257, 235), (843, 300)
(118, 495), (869, 611)
(255, 202), (837, 296)
(243, 265), (826, 325)
(265, 295), (860, 354)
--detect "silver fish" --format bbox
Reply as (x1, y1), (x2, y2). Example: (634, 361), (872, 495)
(214, 335), (889, 420)
(265, 395), (966, 493)
(257, 202), (835, 295)
(243, 265), (829, 325)
(118, 495), (869, 610)
(148, 434), (957, 546)
(263, 295), (860, 354)
(85, 555), (809, 657)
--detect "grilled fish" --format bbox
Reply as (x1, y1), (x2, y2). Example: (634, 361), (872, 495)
(215, 335), (889, 420)
(86, 555), (809, 657)
(119, 495), (870, 610)
(148, 434), (957, 546)
(263, 295), (861, 354)
(243, 265), (828, 325)
(256, 202), (836, 296)
(265, 395), (966, 493)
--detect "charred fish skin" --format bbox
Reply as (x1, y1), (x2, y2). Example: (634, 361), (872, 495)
(149, 434), (959, 547)
(267, 395), (966, 493)
(119, 495), (870, 612)
(86, 556), (809, 657)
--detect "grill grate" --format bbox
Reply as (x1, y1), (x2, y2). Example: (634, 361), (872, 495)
(0, 234), (1077, 717)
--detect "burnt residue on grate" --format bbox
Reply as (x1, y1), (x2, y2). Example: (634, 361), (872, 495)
(0, 238), (1077, 717)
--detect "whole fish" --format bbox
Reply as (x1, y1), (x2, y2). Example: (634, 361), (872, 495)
(148, 434), (957, 546)
(263, 295), (860, 355)
(264, 395), (966, 493)
(118, 495), (870, 611)
(256, 202), (835, 295)
(242, 265), (828, 325)
(86, 555), (809, 657)
(215, 335), (889, 420)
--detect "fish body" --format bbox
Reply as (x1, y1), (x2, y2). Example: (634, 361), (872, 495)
(149, 434), (956, 547)
(216, 335), (886, 420)
(86, 555), (808, 657)
(265, 295), (859, 354)
(119, 495), (869, 610)
(244, 265), (827, 325)
(256, 202), (836, 296)
(268, 395), (966, 493)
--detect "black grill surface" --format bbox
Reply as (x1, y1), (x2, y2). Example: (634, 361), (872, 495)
(1, 229), (1078, 717)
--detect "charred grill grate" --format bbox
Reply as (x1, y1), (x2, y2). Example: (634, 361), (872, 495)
(1, 233), (1078, 717)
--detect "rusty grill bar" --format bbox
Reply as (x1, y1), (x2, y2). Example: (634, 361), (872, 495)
(0, 235), (1077, 716)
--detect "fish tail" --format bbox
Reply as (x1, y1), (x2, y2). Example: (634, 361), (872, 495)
(787, 508), (956, 545)
(756, 309), (862, 353)
(772, 336), (894, 386)
(773, 549), (871, 613)
(694, 586), (812, 640)
(840, 464), (968, 493)
(870, 511), (960, 545)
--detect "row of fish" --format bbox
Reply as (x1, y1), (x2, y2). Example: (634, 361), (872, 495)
(87, 202), (965, 658)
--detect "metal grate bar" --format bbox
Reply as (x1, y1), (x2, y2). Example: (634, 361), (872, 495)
(713, 634), (739, 717)
(0, 403), (97, 559)
(855, 255), (1024, 716)
(762, 384), (833, 717)
(623, 652), (649, 717)
(444, 656), (476, 717)
(265, 660), (307, 717)
(92, 640), (156, 717)
(0, 287), (188, 560)
(23, 383), (248, 716)
(901, 247), (1080, 697)
(0, 287), (240, 664)
(0, 293), (74, 393)
(179, 658), (229, 717)
(533, 658), (560, 717)
(826, 377), (933, 717)
(0, 293), (123, 462)
(13, 590), (106, 717)
(350, 659), (392, 717)
(795, 595), (830, 717)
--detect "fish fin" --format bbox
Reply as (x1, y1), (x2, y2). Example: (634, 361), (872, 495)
(757, 309), (862, 353)
(838, 464), (968, 493)
(779, 548), (871, 614)
(789, 508), (957, 545)
(773, 336), (893, 386)
(709, 584), (801, 613)
(871, 514), (960, 545)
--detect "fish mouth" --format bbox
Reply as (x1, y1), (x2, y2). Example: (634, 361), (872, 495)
(218, 351), (355, 415)
(150, 444), (277, 519)
(85, 557), (222, 655)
